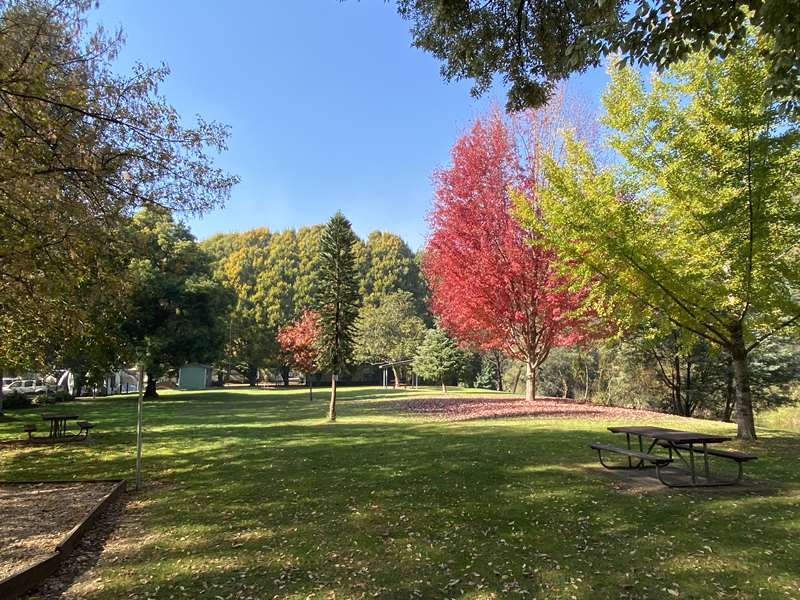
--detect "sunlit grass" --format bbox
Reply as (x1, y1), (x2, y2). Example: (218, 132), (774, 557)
(1, 386), (798, 599)
(757, 403), (800, 433)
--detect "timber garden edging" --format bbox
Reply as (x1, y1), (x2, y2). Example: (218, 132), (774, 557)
(0, 479), (126, 600)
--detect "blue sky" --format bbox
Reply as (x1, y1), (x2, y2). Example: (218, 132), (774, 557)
(91, 1), (608, 250)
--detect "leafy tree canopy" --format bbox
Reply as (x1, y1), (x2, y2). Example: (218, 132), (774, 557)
(124, 208), (232, 396)
(529, 36), (799, 438)
(355, 291), (427, 387)
(396, 0), (799, 114)
(0, 0), (236, 370)
(356, 231), (427, 312)
(413, 326), (464, 392)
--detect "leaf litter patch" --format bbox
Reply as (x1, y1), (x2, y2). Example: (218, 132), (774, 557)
(0, 481), (117, 581)
(393, 396), (664, 422)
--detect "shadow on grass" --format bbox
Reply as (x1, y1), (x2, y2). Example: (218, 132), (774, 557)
(1, 389), (799, 599)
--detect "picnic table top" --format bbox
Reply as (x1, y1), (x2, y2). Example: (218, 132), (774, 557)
(41, 414), (80, 421)
(608, 425), (731, 444)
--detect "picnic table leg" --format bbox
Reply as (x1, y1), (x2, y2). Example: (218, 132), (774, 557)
(626, 434), (632, 468)
(689, 443), (697, 485)
(702, 442), (710, 480)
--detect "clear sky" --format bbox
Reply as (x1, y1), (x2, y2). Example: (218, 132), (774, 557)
(90, 1), (608, 250)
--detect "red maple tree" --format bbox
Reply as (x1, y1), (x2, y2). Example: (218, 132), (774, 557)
(277, 309), (321, 401)
(423, 105), (598, 401)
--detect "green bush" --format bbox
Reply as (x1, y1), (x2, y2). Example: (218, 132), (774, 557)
(2, 391), (32, 409)
(35, 390), (72, 405)
(49, 389), (72, 403)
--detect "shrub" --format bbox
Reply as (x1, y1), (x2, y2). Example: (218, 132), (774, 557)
(35, 390), (72, 405)
(3, 391), (33, 409)
(49, 390), (72, 403)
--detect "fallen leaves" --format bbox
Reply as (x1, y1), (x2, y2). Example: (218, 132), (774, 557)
(393, 396), (664, 422)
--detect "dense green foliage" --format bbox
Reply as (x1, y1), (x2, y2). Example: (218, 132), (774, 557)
(523, 37), (799, 438)
(124, 209), (232, 397)
(0, 0), (236, 372)
(356, 231), (427, 312)
(396, 0), (799, 114)
(355, 291), (427, 387)
(413, 326), (464, 392)
(1, 387), (798, 598)
(202, 225), (428, 386)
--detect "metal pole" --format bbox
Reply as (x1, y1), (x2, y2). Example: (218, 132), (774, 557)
(135, 365), (145, 491)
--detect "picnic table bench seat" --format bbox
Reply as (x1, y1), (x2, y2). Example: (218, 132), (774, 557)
(78, 420), (95, 437)
(23, 423), (37, 440)
(590, 442), (673, 467)
(657, 441), (757, 462)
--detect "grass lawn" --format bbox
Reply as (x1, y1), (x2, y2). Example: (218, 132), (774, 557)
(1, 387), (799, 599)
(757, 403), (800, 434)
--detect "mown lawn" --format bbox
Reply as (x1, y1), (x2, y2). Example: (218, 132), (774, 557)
(1, 387), (799, 599)
(758, 403), (800, 434)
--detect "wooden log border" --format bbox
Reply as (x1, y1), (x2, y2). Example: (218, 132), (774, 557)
(0, 479), (126, 600)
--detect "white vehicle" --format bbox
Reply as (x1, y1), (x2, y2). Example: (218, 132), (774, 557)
(5, 379), (49, 395)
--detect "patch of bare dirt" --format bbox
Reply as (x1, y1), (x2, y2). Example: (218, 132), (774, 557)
(393, 395), (665, 422)
(25, 491), (141, 600)
(0, 481), (116, 581)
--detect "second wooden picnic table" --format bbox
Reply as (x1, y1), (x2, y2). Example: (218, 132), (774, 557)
(41, 414), (79, 439)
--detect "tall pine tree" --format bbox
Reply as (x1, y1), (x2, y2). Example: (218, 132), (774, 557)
(316, 212), (360, 421)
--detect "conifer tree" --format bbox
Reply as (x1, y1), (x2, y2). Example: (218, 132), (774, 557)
(316, 212), (360, 421)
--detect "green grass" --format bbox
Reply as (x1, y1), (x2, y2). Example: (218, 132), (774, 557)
(757, 403), (800, 433)
(1, 387), (799, 599)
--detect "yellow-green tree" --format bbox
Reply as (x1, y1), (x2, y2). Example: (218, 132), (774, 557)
(356, 231), (427, 314)
(0, 0), (236, 373)
(355, 291), (427, 387)
(527, 36), (799, 440)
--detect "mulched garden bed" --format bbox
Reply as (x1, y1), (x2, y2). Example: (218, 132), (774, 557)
(0, 481), (118, 582)
(393, 395), (664, 421)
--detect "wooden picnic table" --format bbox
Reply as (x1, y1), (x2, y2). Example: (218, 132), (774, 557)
(595, 425), (756, 487)
(41, 414), (79, 439)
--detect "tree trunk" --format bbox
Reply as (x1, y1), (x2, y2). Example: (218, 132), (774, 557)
(144, 372), (159, 398)
(731, 335), (757, 440)
(281, 365), (291, 387)
(511, 365), (522, 395)
(525, 360), (536, 402)
(673, 355), (683, 416)
(685, 362), (693, 417)
(246, 365), (258, 387)
(441, 379), (447, 393)
(561, 376), (569, 399)
(328, 374), (337, 421)
(307, 373), (313, 401)
(73, 371), (86, 398)
(723, 357), (735, 422)
(391, 365), (400, 389)
(493, 353), (503, 391)
(583, 361), (590, 401)
(0, 369), (4, 415)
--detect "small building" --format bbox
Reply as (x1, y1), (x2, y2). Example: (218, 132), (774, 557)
(178, 363), (212, 390)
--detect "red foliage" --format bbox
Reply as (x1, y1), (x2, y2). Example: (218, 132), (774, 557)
(423, 107), (599, 397)
(277, 309), (321, 374)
